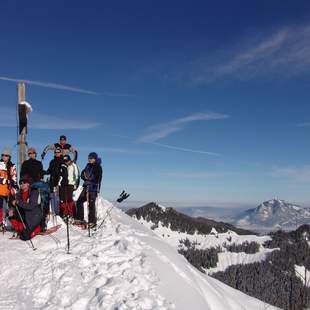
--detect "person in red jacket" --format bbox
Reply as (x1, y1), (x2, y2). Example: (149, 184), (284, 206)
(9, 176), (43, 240)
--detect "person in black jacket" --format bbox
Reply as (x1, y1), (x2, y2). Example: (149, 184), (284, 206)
(57, 155), (70, 218)
(41, 135), (78, 162)
(75, 152), (102, 228)
(9, 176), (42, 240)
(45, 147), (63, 215)
(20, 147), (43, 183)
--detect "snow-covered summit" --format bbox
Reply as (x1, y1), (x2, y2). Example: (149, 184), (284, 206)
(0, 198), (276, 310)
(235, 198), (310, 231)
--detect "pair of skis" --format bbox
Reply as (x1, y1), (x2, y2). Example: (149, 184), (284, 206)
(90, 190), (130, 236)
(98, 190), (130, 229)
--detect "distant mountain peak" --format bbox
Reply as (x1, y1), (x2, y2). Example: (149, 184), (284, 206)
(137, 202), (174, 215)
(267, 197), (285, 204)
(236, 198), (310, 231)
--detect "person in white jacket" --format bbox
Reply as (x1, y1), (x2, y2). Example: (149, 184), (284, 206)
(58, 155), (80, 218)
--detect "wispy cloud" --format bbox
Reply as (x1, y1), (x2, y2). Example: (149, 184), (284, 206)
(160, 171), (232, 178)
(297, 122), (310, 127)
(139, 112), (229, 143)
(189, 24), (310, 83)
(271, 165), (310, 183)
(0, 107), (100, 129)
(0, 76), (139, 97)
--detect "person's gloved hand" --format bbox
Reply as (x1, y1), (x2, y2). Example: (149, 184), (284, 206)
(8, 208), (14, 217)
(83, 171), (90, 180)
(41, 152), (45, 160)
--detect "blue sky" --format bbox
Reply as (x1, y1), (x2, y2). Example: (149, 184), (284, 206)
(1, 1), (310, 208)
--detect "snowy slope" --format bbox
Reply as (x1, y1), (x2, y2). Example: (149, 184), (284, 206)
(133, 213), (274, 274)
(135, 217), (270, 249)
(295, 265), (310, 287)
(0, 198), (278, 310)
(207, 250), (275, 274)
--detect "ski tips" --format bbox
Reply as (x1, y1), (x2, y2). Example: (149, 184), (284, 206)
(117, 190), (130, 203)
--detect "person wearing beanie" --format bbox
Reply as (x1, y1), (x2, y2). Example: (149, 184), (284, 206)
(0, 147), (18, 231)
(8, 176), (43, 240)
(41, 135), (78, 162)
(58, 154), (80, 218)
(20, 147), (44, 183)
(75, 152), (102, 228)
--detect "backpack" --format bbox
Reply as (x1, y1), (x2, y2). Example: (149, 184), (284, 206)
(31, 181), (50, 207)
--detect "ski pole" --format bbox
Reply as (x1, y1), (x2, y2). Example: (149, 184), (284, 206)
(87, 189), (91, 237)
(50, 186), (58, 226)
(54, 186), (59, 225)
(64, 186), (70, 254)
(15, 204), (36, 251)
(96, 191), (130, 231)
(1, 198), (7, 235)
(96, 205), (114, 231)
(66, 215), (70, 253)
(38, 188), (46, 232)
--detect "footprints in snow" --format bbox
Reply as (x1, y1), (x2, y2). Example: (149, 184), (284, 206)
(28, 210), (173, 309)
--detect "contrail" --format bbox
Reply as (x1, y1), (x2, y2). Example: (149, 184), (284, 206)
(0, 76), (99, 95)
(147, 142), (221, 156)
(112, 133), (221, 156)
(0, 76), (139, 97)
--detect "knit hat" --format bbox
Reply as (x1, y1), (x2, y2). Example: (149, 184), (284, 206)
(88, 152), (98, 160)
(27, 147), (37, 154)
(63, 154), (71, 162)
(60, 135), (67, 140)
(2, 147), (11, 156)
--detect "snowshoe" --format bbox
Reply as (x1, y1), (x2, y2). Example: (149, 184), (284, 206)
(39, 225), (61, 236)
(72, 220), (87, 230)
(9, 232), (20, 240)
(88, 223), (97, 230)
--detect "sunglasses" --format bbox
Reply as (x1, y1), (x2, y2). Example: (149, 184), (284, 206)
(1, 154), (9, 157)
(28, 152), (36, 155)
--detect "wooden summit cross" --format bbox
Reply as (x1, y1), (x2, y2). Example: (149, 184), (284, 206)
(17, 81), (27, 167)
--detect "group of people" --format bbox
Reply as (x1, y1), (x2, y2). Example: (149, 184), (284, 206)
(0, 135), (102, 240)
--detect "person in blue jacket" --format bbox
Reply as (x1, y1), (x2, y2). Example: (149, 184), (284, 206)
(75, 152), (102, 228)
